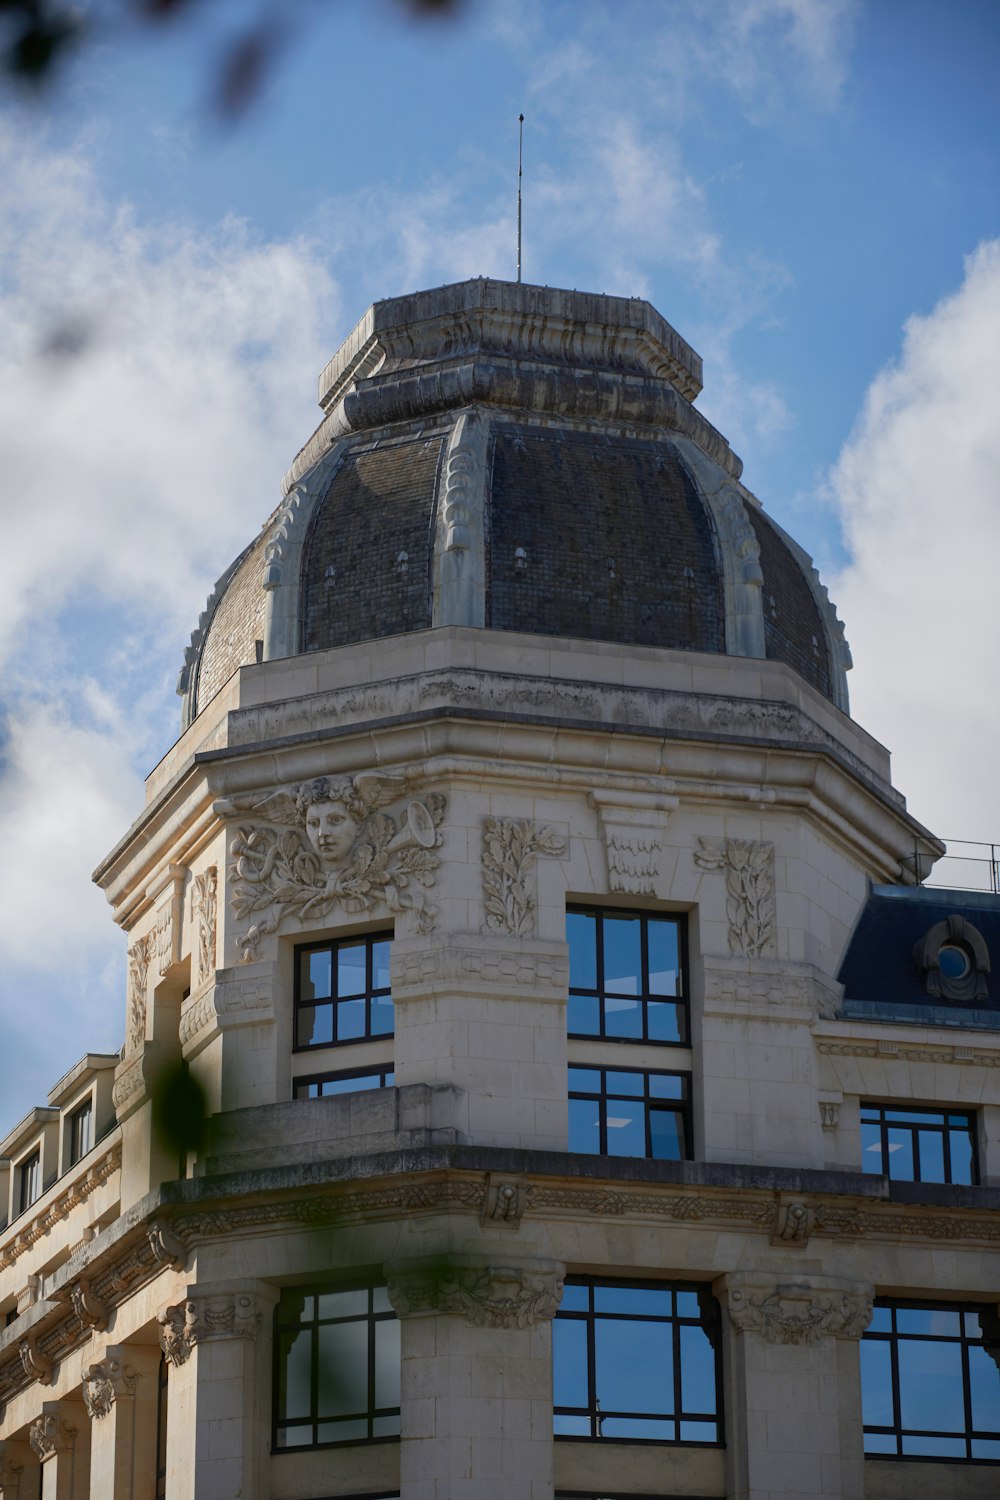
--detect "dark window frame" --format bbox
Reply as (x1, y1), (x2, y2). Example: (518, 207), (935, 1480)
(68, 1097), (94, 1167)
(567, 906), (689, 1047)
(293, 1064), (396, 1100)
(17, 1150), (41, 1216)
(862, 1298), (1000, 1463)
(568, 1064), (690, 1160)
(273, 1281), (400, 1453)
(554, 1276), (723, 1447)
(293, 932), (393, 1053)
(155, 1354), (168, 1500)
(860, 1102), (978, 1185)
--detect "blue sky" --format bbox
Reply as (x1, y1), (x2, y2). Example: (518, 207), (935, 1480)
(1, 0), (999, 1131)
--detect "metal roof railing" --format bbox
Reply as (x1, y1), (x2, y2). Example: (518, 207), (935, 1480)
(916, 840), (1000, 895)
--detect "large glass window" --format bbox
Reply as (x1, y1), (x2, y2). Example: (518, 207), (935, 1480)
(17, 1151), (40, 1215)
(568, 1066), (689, 1160)
(294, 1065), (395, 1100)
(862, 1301), (1000, 1461)
(861, 1104), (976, 1185)
(295, 933), (392, 1050)
(567, 909), (686, 1045)
(554, 1278), (722, 1444)
(274, 1283), (400, 1450)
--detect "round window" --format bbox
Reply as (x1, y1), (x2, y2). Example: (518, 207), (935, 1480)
(939, 943), (972, 981)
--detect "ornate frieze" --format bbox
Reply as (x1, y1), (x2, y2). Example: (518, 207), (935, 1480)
(725, 1278), (873, 1345)
(158, 1289), (261, 1367)
(694, 836), (776, 957)
(816, 1037), (1000, 1067)
(387, 1261), (564, 1329)
(391, 939), (568, 999)
(190, 867), (218, 988)
(125, 933), (155, 1053)
(82, 1352), (139, 1420)
(225, 772), (445, 960)
(481, 817), (566, 937)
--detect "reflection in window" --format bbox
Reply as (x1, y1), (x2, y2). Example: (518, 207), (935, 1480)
(18, 1151), (41, 1215)
(295, 933), (392, 1050)
(69, 1098), (94, 1166)
(274, 1283), (400, 1450)
(568, 1067), (689, 1160)
(294, 1066), (395, 1099)
(567, 909), (686, 1046)
(554, 1278), (722, 1444)
(862, 1301), (1000, 1461)
(861, 1104), (976, 1185)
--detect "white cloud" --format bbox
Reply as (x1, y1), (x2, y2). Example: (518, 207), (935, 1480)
(0, 122), (342, 1120)
(829, 240), (1000, 840)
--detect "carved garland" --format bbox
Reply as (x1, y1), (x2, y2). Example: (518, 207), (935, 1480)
(727, 1283), (873, 1345)
(191, 867), (218, 988)
(481, 817), (566, 937)
(387, 1263), (564, 1329)
(158, 1291), (261, 1368)
(126, 934), (155, 1053)
(694, 836), (776, 957)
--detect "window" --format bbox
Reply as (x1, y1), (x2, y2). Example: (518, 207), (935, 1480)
(295, 933), (392, 1050)
(554, 1278), (722, 1444)
(568, 1067), (689, 1160)
(567, 908), (686, 1045)
(274, 1283), (400, 1450)
(293, 1065), (395, 1099)
(17, 1152), (40, 1215)
(68, 1098), (94, 1166)
(862, 1301), (1000, 1460)
(155, 1355), (168, 1500)
(861, 1104), (976, 1185)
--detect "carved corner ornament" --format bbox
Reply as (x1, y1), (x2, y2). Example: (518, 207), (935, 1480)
(82, 1352), (139, 1420)
(226, 772), (446, 960)
(18, 1336), (53, 1386)
(158, 1289), (261, 1366)
(694, 836), (776, 957)
(387, 1260), (564, 1329)
(70, 1279), (109, 1332)
(726, 1279), (873, 1345)
(28, 1409), (76, 1461)
(191, 867), (218, 988)
(126, 932), (155, 1054)
(481, 817), (566, 937)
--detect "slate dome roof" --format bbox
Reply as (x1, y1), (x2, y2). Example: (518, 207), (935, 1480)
(178, 279), (851, 728)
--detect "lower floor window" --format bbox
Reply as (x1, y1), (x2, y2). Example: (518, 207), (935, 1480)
(274, 1283), (400, 1450)
(554, 1278), (722, 1443)
(568, 1066), (689, 1159)
(293, 1066), (395, 1099)
(862, 1301), (1000, 1460)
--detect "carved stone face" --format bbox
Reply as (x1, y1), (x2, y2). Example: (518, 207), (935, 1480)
(303, 799), (359, 865)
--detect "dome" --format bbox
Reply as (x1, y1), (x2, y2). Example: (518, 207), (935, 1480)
(177, 279), (850, 727)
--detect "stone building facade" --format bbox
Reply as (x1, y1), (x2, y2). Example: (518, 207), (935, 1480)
(1, 279), (998, 1500)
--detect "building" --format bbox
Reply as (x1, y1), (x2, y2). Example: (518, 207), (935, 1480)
(1, 277), (998, 1500)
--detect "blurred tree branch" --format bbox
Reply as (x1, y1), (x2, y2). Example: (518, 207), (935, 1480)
(1, 0), (465, 116)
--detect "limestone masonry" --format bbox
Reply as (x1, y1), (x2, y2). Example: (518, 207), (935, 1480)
(1, 279), (997, 1500)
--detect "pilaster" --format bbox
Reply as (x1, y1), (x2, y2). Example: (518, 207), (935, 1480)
(716, 1271), (873, 1500)
(84, 1344), (161, 1500)
(29, 1400), (89, 1500)
(157, 1281), (278, 1500)
(388, 1257), (563, 1500)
